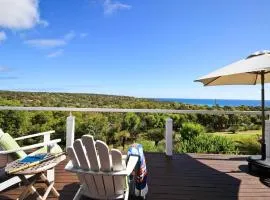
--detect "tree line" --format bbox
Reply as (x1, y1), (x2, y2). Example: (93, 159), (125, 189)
(0, 91), (263, 151)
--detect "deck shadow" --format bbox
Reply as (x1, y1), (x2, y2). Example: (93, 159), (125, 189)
(59, 182), (81, 200)
(0, 195), (12, 200)
(145, 153), (241, 200)
(239, 164), (270, 187)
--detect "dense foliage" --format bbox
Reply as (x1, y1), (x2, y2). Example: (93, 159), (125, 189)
(177, 123), (237, 154)
(0, 91), (263, 154)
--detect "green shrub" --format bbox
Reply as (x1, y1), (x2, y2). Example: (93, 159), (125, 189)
(228, 124), (240, 133)
(179, 122), (205, 141)
(176, 133), (238, 154)
(136, 139), (163, 152)
(248, 124), (261, 130)
(143, 128), (164, 146)
(234, 134), (261, 155)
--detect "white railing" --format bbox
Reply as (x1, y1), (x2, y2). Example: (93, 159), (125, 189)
(0, 106), (264, 115)
(0, 106), (265, 157)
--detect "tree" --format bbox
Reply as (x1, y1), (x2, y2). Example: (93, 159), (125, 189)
(144, 128), (164, 146)
(78, 113), (109, 141)
(122, 113), (141, 140)
(115, 130), (130, 149)
(179, 122), (205, 141)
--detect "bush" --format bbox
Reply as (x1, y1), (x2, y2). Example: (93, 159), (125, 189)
(233, 134), (261, 155)
(136, 139), (163, 152)
(228, 124), (240, 133)
(248, 124), (261, 130)
(143, 128), (164, 146)
(179, 122), (205, 141)
(176, 134), (238, 154)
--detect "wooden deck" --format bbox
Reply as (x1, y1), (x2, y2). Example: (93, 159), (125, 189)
(1, 153), (270, 200)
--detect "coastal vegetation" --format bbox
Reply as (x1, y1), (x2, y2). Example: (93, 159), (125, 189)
(0, 91), (263, 155)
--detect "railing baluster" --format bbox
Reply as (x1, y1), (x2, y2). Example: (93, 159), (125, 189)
(165, 118), (173, 156)
(265, 120), (270, 158)
(66, 113), (75, 149)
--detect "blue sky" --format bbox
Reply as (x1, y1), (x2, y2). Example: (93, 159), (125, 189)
(1, 0), (270, 99)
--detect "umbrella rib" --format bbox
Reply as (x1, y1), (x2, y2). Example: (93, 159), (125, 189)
(204, 76), (221, 86)
(254, 73), (259, 85)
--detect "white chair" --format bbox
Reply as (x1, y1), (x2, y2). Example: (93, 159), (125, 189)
(65, 135), (139, 200)
(0, 129), (62, 192)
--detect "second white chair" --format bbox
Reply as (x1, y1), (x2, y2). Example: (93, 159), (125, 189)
(65, 135), (139, 200)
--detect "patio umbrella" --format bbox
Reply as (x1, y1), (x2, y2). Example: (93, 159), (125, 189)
(195, 50), (270, 160)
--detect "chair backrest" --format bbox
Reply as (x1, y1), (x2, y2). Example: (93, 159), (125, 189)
(67, 135), (126, 199)
(0, 131), (27, 159)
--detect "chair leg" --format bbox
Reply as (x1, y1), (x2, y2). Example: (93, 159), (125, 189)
(124, 188), (129, 200)
(73, 186), (83, 200)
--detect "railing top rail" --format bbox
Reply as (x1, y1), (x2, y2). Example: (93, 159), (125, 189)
(0, 106), (265, 115)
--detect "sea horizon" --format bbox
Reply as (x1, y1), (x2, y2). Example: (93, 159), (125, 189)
(153, 98), (269, 107)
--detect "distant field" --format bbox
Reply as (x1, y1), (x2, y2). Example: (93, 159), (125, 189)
(208, 130), (261, 154)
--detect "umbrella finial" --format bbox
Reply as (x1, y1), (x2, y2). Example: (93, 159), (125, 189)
(246, 50), (270, 59)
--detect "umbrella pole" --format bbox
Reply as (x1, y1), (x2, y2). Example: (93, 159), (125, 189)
(261, 71), (266, 160)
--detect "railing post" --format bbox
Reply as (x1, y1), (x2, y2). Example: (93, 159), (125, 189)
(265, 120), (270, 158)
(66, 113), (75, 149)
(43, 133), (50, 142)
(165, 118), (173, 156)
(43, 132), (54, 182)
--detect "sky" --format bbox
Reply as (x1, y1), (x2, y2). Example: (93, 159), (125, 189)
(1, 0), (270, 99)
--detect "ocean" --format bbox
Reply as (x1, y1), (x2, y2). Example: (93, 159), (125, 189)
(155, 98), (270, 107)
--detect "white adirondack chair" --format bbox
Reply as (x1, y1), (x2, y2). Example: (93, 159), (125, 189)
(0, 129), (62, 192)
(65, 135), (139, 200)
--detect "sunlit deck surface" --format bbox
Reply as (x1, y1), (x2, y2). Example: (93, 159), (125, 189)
(1, 153), (270, 200)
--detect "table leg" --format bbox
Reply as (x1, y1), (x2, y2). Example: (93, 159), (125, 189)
(40, 173), (59, 197)
(17, 174), (42, 200)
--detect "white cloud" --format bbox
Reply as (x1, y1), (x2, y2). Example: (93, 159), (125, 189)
(80, 33), (88, 38)
(64, 30), (76, 41)
(47, 49), (64, 58)
(0, 31), (6, 42)
(103, 0), (131, 15)
(25, 31), (77, 48)
(0, 0), (48, 30)
(25, 39), (66, 48)
(0, 66), (10, 72)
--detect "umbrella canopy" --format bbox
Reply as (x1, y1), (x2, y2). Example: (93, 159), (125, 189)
(195, 50), (270, 160)
(195, 50), (270, 86)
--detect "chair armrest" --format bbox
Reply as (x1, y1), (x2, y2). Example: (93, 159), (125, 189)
(65, 155), (139, 176)
(0, 139), (61, 155)
(14, 130), (55, 141)
(125, 155), (139, 175)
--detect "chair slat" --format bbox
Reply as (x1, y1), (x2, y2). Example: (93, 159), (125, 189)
(66, 147), (87, 185)
(95, 140), (115, 196)
(73, 139), (90, 170)
(84, 174), (98, 196)
(93, 174), (106, 196)
(114, 176), (126, 195)
(111, 149), (126, 195)
(67, 147), (80, 168)
(103, 175), (115, 196)
(111, 149), (125, 171)
(82, 135), (99, 171)
(95, 140), (111, 171)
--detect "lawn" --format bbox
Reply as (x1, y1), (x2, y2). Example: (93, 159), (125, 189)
(208, 130), (261, 155)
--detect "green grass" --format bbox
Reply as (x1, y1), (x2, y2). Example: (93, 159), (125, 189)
(208, 130), (261, 154)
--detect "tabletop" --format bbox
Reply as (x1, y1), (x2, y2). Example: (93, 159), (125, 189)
(5, 153), (66, 175)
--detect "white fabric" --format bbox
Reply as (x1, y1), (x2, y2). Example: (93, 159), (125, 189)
(195, 52), (270, 86)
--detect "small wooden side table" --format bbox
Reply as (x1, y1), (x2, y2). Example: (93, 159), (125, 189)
(5, 153), (66, 200)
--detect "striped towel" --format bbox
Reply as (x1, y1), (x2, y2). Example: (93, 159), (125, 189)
(127, 143), (148, 197)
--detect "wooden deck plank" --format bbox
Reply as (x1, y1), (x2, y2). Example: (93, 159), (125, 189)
(1, 153), (270, 200)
